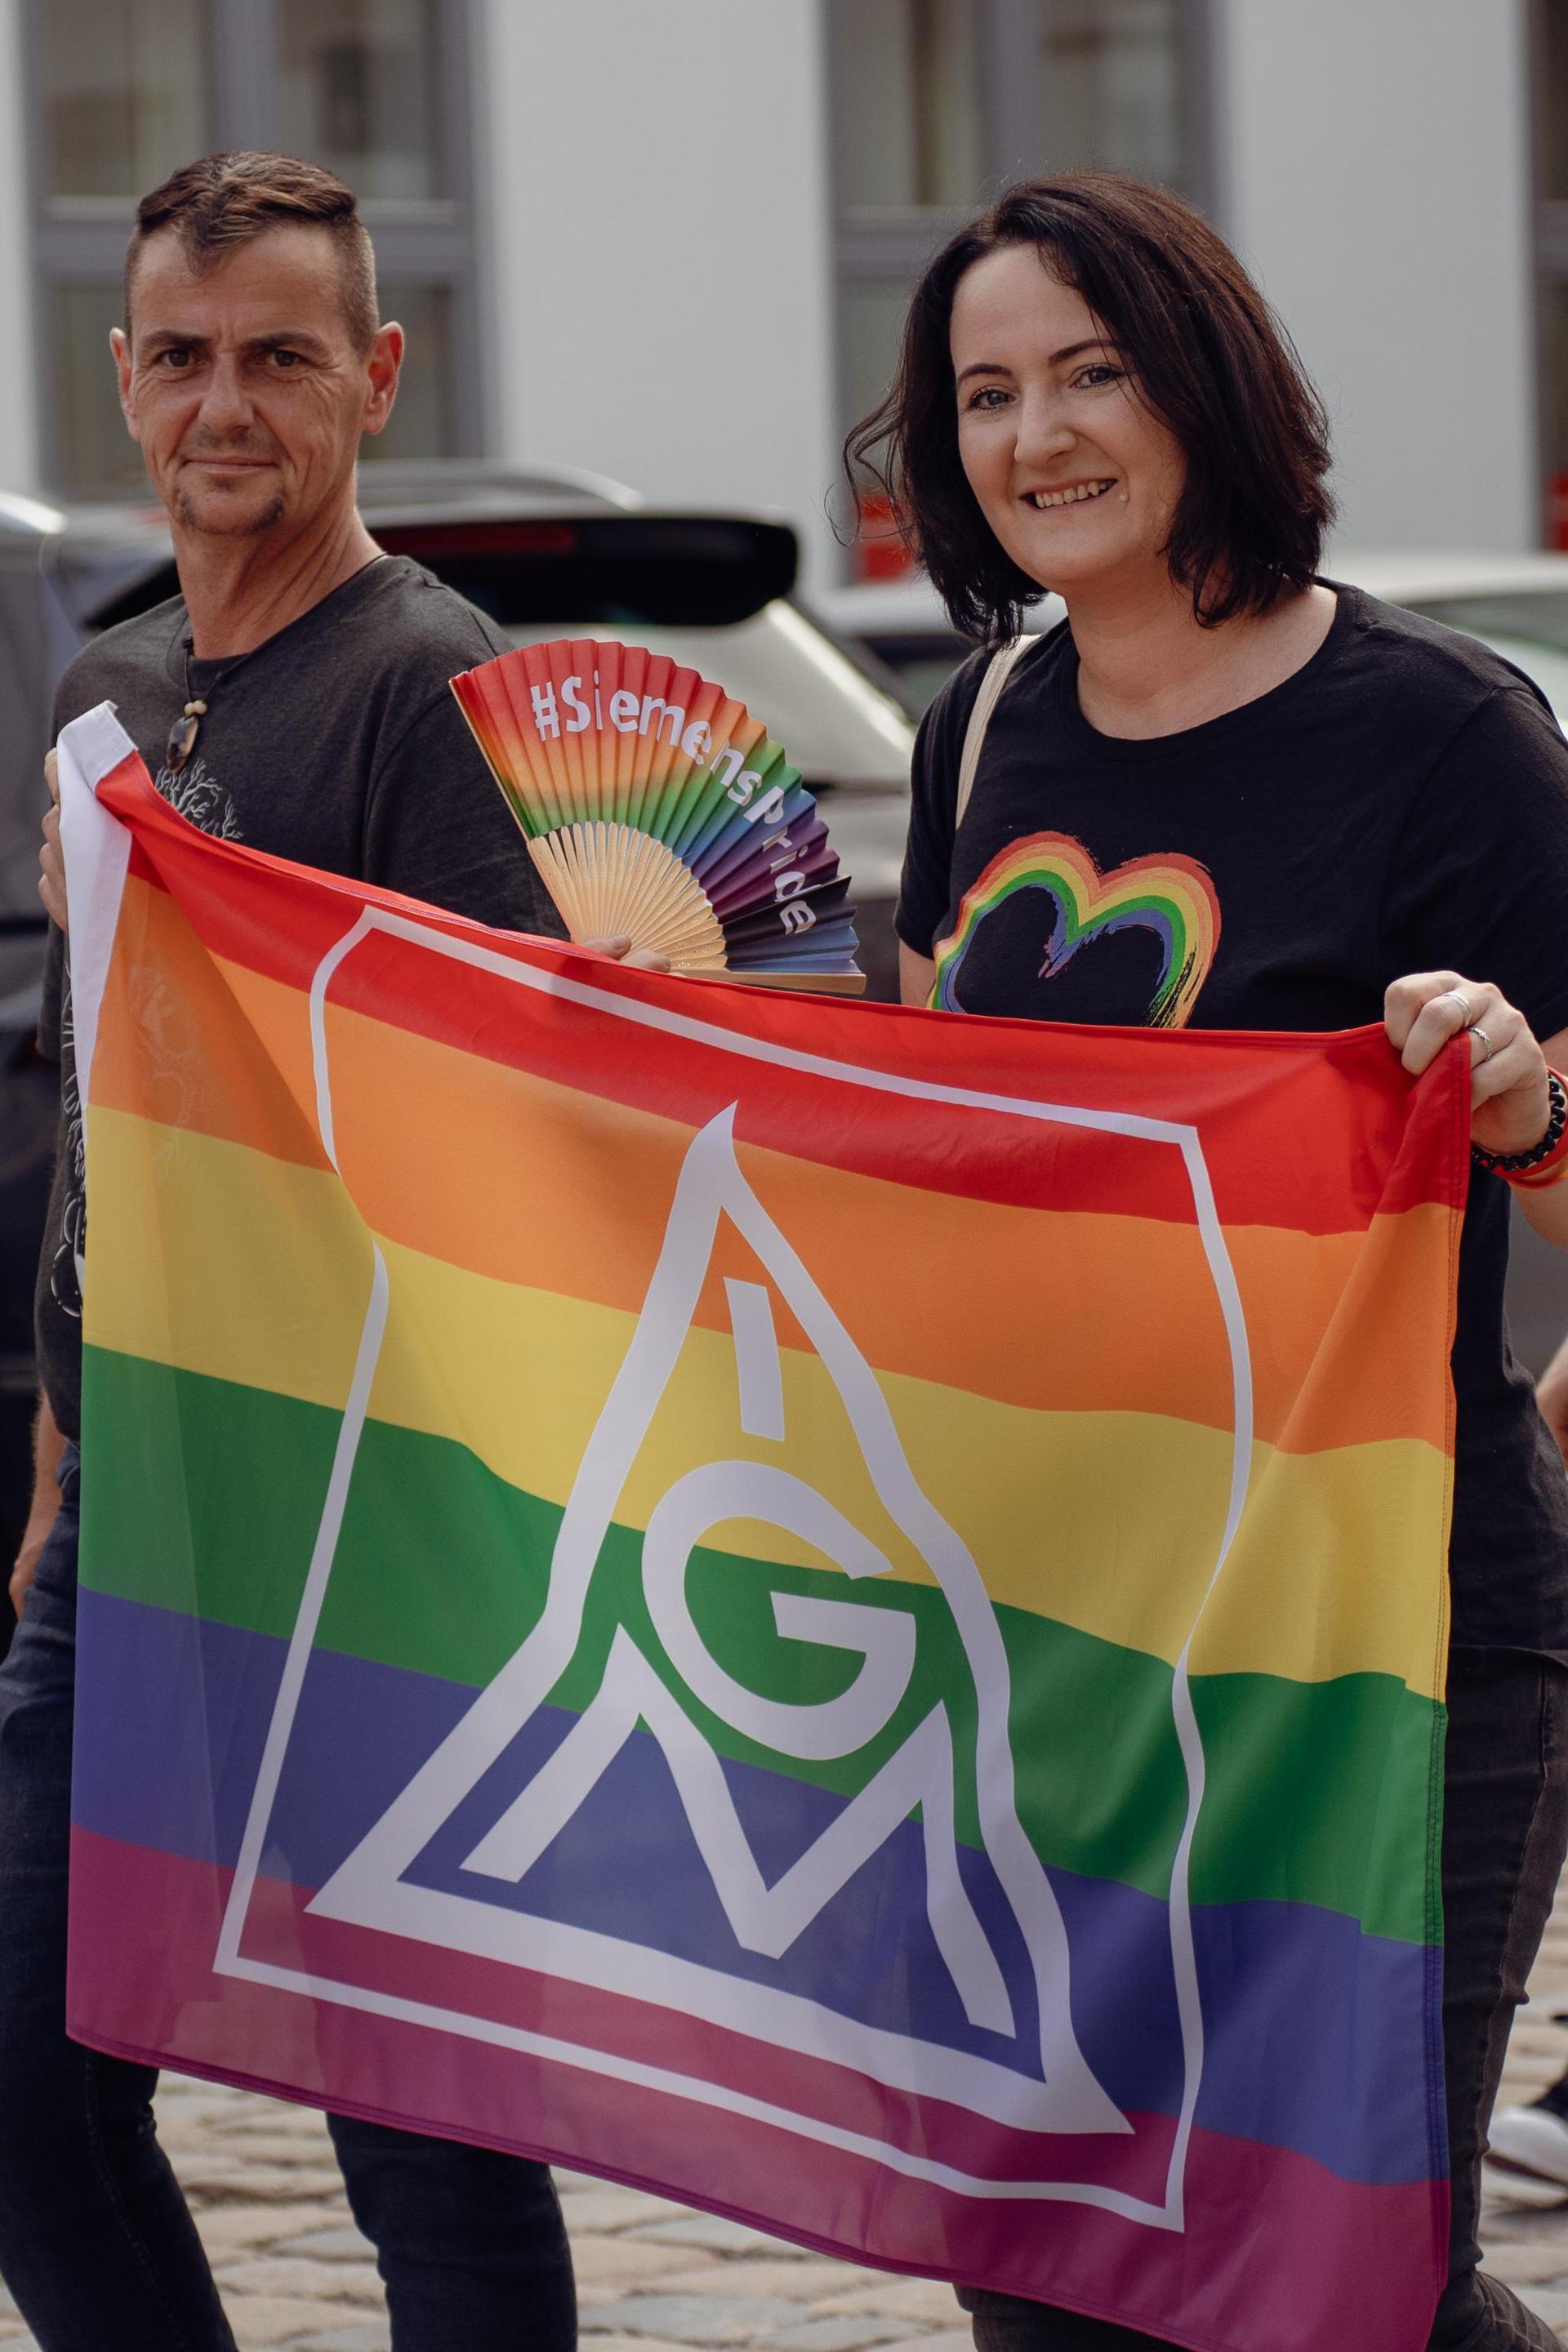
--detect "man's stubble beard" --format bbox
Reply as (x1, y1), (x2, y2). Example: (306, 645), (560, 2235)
(172, 482), (289, 536)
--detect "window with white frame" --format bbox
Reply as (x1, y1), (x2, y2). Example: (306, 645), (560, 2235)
(28, 0), (479, 495)
(830, 0), (1214, 577)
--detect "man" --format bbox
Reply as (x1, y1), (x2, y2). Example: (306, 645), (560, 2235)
(2, 149), (615, 2352)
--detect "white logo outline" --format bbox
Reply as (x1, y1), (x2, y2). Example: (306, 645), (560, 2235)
(212, 905), (1255, 2230)
(305, 1099), (1127, 2139)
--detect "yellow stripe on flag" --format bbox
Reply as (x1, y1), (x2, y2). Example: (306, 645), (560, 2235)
(85, 1106), (1447, 1694)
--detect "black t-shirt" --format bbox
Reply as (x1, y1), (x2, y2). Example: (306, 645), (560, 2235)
(37, 553), (562, 1441)
(897, 585), (1568, 1655)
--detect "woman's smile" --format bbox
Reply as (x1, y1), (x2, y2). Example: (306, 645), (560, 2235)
(1022, 479), (1117, 509)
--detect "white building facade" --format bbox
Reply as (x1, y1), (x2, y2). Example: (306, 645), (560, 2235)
(0, 0), (1552, 586)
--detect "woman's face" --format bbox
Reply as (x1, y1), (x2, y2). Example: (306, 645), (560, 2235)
(950, 244), (1186, 599)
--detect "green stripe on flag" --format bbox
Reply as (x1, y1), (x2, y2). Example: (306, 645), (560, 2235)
(81, 1343), (1440, 1942)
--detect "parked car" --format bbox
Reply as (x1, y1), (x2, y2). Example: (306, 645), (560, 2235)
(809, 575), (1032, 717)
(814, 549), (1568, 724)
(813, 554), (1568, 1375)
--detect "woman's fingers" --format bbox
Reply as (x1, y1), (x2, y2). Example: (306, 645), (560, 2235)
(1387, 970), (1552, 1157)
(1384, 970), (1477, 1074)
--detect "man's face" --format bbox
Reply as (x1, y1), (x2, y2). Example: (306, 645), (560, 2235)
(114, 225), (401, 538)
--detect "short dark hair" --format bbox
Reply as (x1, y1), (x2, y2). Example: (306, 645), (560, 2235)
(844, 172), (1334, 641)
(125, 151), (379, 353)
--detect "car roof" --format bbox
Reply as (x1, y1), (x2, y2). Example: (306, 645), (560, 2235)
(357, 459), (645, 523)
(811, 577), (1063, 641)
(1328, 549), (1568, 603)
(0, 461), (648, 564)
(813, 552), (1568, 643)
(2, 465), (811, 640)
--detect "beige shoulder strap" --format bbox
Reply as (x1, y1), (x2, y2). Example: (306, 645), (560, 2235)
(955, 637), (1036, 830)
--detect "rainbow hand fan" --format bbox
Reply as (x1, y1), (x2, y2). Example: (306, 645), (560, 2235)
(450, 639), (865, 992)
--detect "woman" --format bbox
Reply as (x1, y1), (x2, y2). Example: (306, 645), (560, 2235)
(849, 173), (1568, 2352)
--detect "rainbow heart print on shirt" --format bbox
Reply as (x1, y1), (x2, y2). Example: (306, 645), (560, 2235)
(933, 832), (1221, 1025)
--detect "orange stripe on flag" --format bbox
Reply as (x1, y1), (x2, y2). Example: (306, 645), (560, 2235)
(91, 875), (1454, 1456)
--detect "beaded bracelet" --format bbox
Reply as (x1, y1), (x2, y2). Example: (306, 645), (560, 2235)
(1472, 1069), (1568, 1188)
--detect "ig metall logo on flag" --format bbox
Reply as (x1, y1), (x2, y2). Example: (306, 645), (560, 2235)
(216, 906), (1249, 2229)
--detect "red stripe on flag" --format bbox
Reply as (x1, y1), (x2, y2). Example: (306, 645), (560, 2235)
(105, 762), (1468, 1236)
(68, 1831), (1447, 2352)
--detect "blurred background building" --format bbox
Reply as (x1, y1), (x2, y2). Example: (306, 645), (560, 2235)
(0, 0), (1557, 583)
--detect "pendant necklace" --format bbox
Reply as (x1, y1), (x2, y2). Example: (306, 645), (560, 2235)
(166, 637), (261, 776)
(165, 553), (388, 775)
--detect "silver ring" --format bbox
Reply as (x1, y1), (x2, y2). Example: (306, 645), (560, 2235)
(1441, 987), (1475, 1026)
(1472, 1025), (1496, 1064)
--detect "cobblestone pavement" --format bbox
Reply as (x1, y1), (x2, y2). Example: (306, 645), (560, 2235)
(7, 1900), (1568, 2350)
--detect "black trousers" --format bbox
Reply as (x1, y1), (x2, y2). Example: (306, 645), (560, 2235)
(961, 1648), (1568, 2352)
(0, 1452), (577, 2352)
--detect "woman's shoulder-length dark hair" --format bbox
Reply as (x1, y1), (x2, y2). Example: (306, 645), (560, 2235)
(844, 172), (1334, 643)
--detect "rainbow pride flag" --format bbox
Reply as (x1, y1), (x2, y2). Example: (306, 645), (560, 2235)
(60, 705), (1466, 2352)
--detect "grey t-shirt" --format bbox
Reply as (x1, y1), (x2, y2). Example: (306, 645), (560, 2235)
(37, 553), (562, 1440)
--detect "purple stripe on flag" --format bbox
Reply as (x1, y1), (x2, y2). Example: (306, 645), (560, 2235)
(69, 1828), (1450, 2352)
(72, 1588), (1435, 2187)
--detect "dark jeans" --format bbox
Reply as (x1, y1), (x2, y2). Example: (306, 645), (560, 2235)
(0, 1447), (577, 2352)
(961, 1647), (1568, 2352)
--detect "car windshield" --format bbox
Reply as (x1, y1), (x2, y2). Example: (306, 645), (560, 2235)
(1407, 595), (1568, 726)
